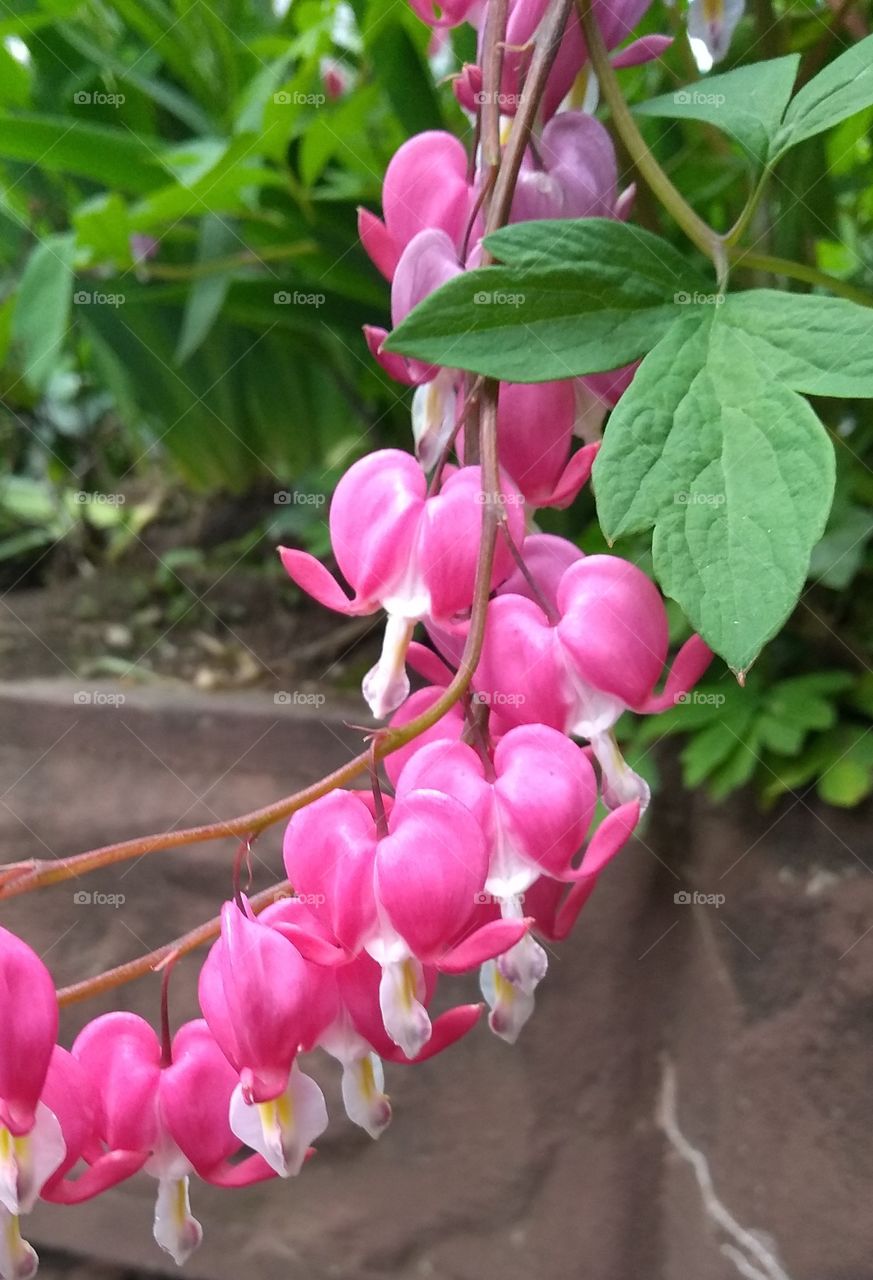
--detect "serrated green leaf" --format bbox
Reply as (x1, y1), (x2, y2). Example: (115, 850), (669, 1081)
(386, 219), (710, 382)
(721, 291), (873, 398)
(11, 232), (76, 392)
(634, 55), (800, 164)
(773, 34), (873, 160)
(594, 310), (836, 674)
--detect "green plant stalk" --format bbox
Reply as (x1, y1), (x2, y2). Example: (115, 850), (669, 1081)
(730, 249), (873, 307)
(575, 0), (727, 285)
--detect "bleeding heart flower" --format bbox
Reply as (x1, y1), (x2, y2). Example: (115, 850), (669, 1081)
(464, 554), (712, 808)
(198, 900), (328, 1179)
(510, 112), (619, 224)
(73, 1013), (275, 1267)
(284, 786), (527, 1059)
(279, 452), (524, 718)
(358, 132), (477, 281)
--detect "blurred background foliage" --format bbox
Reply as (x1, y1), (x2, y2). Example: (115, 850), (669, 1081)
(0, 0), (871, 809)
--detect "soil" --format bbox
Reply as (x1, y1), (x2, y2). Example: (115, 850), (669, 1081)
(0, 490), (381, 695)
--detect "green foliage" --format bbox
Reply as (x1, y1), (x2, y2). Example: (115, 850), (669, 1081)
(0, 0), (447, 493)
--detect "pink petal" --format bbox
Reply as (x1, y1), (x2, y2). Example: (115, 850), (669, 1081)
(278, 547), (368, 615)
(377, 790), (489, 962)
(557, 556), (668, 708)
(438, 917), (530, 973)
(357, 207), (399, 280)
(0, 927), (58, 1136)
(611, 33), (674, 68)
(636, 634), (714, 713)
(545, 441), (599, 509)
(283, 791), (379, 955)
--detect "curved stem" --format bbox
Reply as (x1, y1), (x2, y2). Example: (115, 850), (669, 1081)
(488, 0), (575, 236)
(574, 0), (726, 284)
(729, 248), (873, 307)
(57, 882), (290, 1007)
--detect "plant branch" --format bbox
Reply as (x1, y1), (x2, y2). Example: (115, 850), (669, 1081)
(574, 0), (726, 284)
(488, 0), (575, 236)
(57, 881), (291, 1007)
(729, 249), (873, 307)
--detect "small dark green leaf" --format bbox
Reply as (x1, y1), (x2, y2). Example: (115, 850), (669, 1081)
(773, 34), (873, 159)
(386, 219), (710, 381)
(634, 55), (800, 164)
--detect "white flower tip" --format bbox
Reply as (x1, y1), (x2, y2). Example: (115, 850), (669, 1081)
(153, 1176), (203, 1267)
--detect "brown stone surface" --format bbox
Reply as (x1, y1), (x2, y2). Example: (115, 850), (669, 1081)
(1, 681), (872, 1280)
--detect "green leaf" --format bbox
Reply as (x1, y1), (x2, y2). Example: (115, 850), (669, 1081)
(11, 231), (76, 392)
(0, 114), (167, 193)
(634, 55), (800, 164)
(818, 751), (873, 807)
(175, 215), (237, 364)
(721, 290), (873, 398)
(594, 310), (836, 674)
(773, 34), (873, 160)
(386, 219), (711, 382)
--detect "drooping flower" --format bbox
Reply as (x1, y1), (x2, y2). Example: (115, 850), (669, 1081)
(395, 727), (638, 1039)
(279, 451), (524, 718)
(434, 549), (713, 808)
(198, 900), (328, 1179)
(73, 1013), (275, 1266)
(284, 786), (528, 1058)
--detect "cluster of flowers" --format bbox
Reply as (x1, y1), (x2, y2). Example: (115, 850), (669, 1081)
(0, 3), (722, 1277)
